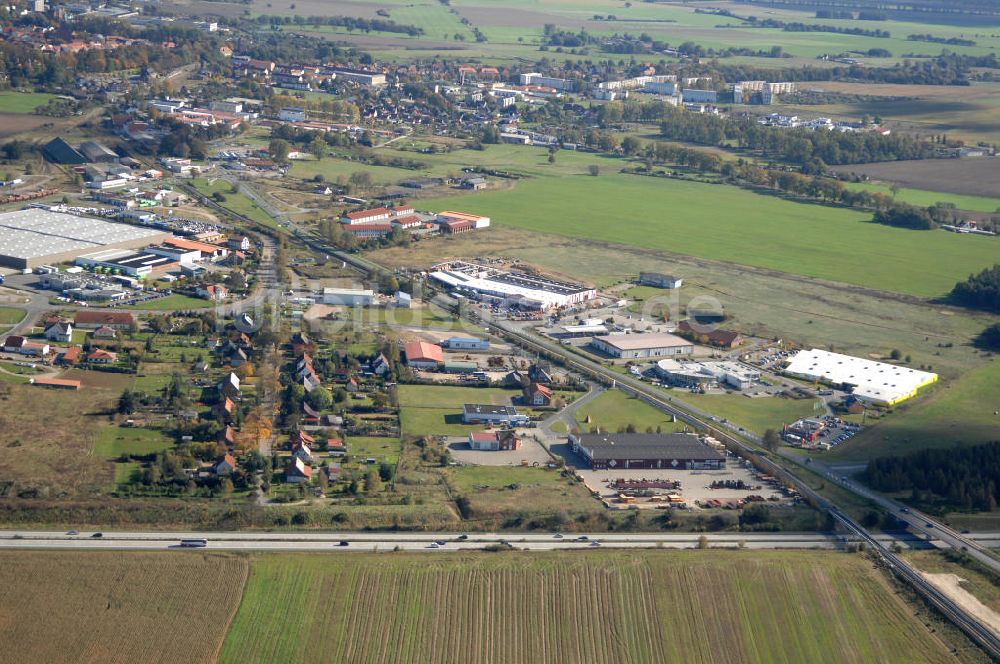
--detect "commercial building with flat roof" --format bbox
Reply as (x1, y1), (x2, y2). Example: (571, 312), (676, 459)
(0, 209), (169, 269)
(462, 404), (528, 425)
(655, 359), (760, 390)
(591, 333), (694, 359)
(784, 348), (938, 406)
(75, 248), (176, 276)
(321, 287), (374, 306)
(570, 432), (725, 470)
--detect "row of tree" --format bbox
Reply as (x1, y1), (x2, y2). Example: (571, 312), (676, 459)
(951, 264), (1000, 313)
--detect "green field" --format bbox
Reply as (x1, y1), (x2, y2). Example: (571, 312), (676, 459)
(0, 91), (57, 114)
(346, 435), (401, 465)
(397, 384), (521, 436)
(671, 391), (824, 436)
(574, 389), (687, 433)
(93, 425), (175, 459)
(190, 177), (284, 230)
(419, 168), (999, 297)
(832, 358), (1000, 461)
(846, 182), (1000, 213)
(0, 306), (25, 324)
(220, 550), (957, 664)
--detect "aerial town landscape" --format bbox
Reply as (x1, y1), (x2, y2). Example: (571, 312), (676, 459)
(0, 0), (999, 661)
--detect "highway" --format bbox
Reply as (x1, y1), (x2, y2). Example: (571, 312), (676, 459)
(4, 529), (995, 552)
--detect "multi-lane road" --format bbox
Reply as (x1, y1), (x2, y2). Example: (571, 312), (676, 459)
(4, 529), (996, 553)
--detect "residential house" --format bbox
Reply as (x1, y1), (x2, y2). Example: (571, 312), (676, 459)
(328, 438), (346, 457)
(218, 424), (236, 448)
(523, 382), (552, 406)
(215, 453), (237, 475)
(3, 336), (50, 356)
(92, 325), (117, 339)
(285, 457), (313, 483)
(87, 349), (118, 364)
(215, 397), (235, 423)
(44, 322), (73, 343)
(292, 441), (314, 463)
(302, 401), (321, 424)
(227, 236), (252, 251)
(528, 364), (553, 385)
(197, 284), (229, 302)
(219, 372), (241, 399)
(60, 346), (82, 365)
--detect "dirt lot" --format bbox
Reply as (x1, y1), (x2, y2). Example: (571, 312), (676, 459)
(922, 573), (1000, 639)
(831, 158), (1000, 198)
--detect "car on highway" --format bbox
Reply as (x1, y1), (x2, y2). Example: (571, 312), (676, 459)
(553, 533), (563, 539)
(91, 532), (103, 538)
(338, 540), (349, 547)
(457, 534), (469, 541)
(66, 530), (79, 536)
(435, 540), (446, 546)
(900, 507), (910, 513)
(577, 535), (589, 541)
(429, 542), (440, 549)
(589, 541), (601, 547)
(925, 522), (934, 528)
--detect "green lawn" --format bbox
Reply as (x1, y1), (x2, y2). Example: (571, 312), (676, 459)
(418, 168), (999, 297)
(397, 384), (519, 408)
(671, 391), (824, 436)
(831, 358), (1000, 462)
(574, 389), (688, 434)
(124, 294), (213, 311)
(0, 91), (57, 114)
(0, 307), (25, 325)
(190, 178), (284, 231)
(220, 551), (957, 664)
(94, 426), (174, 459)
(447, 465), (565, 493)
(345, 436), (401, 465)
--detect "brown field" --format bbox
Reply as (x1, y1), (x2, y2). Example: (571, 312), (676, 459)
(831, 158), (1000, 198)
(0, 113), (52, 138)
(0, 382), (114, 496)
(0, 551), (248, 664)
(222, 550), (961, 664)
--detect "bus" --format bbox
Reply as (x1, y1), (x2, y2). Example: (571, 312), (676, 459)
(179, 538), (208, 548)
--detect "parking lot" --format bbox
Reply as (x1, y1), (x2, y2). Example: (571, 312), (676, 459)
(447, 432), (553, 467)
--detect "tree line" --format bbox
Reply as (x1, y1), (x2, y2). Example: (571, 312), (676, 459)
(863, 442), (1000, 512)
(951, 264), (1000, 313)
(657, 106), (932, 165)
(253, 14), (424, 36)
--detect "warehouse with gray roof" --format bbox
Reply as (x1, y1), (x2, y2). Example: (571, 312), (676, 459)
(570, 432), (725, 470)
(0, 209), (169, 269)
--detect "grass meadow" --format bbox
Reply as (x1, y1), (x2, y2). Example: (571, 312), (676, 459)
(418, 169), (999, 298)
(0, 91), (57, 114)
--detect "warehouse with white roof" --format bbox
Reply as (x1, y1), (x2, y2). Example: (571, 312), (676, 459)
(0, 209), (168, 269)
(784, 348), (937, 406)
(429, 261), (595, 309)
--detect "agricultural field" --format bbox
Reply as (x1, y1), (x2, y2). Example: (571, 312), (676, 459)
(220, 550), (960, 664)
(845, 182), (1000, 214)
(417, 166), (999, 298)
(0, 90), (57, 114)
(574, 389), (688, 433)
(832, 157), (1000, 199)
(0, 551), (248, 664)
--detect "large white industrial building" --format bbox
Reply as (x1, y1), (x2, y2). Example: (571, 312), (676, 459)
(655, 359), (760, 390)
(0, 209), (169, 269)
(429, 261), (595, 309)
(784, 348), (938, 406)
(321, 287), (375, 306)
